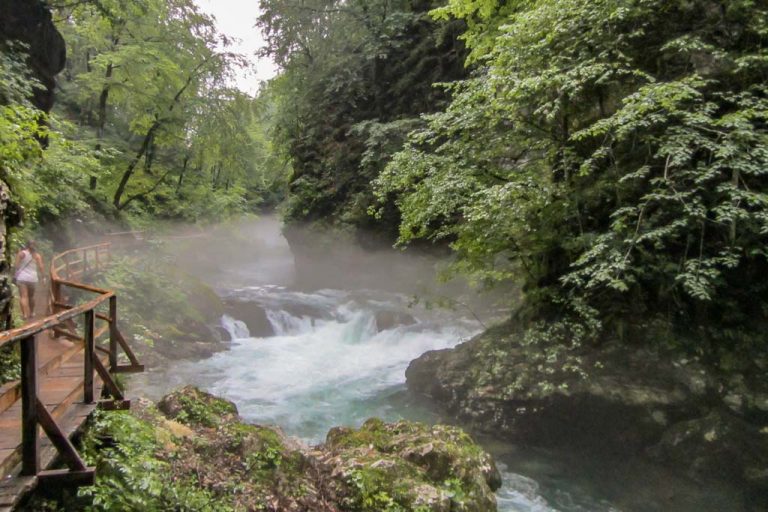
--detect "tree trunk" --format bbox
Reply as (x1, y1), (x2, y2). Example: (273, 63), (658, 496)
(112, 56), (214, 210)
(176, 155), (189, 194)
(212, 163), (222, 189)
(143, 133), (155, 175)
(91, 61), (114, 190)
(113, 119), (161, 209)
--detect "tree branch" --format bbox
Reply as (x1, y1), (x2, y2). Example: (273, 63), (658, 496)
(117, 167), (174, 210)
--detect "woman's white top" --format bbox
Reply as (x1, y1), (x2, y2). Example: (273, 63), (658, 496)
(16, 250), (38, 284)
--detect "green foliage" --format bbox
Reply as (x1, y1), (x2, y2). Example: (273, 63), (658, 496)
(348, 468), (408, 512)
(6, 0), (286, 227)
(259, 0), (468, 230)
(0, 344), (19, 385)
(376, 0), (768, 365)
(0, 43), (109, 229)
(171, 391), (237, 428)
(78, 410), (232, 511)
(245, 442), (283, 471)
(95, 253), (223, 357)
(16, 119), (98, 223)
(2, 0), (285, 233)
(0, 46), (46, 188)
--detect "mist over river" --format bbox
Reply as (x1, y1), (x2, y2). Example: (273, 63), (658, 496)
(129, 216), (742, 512)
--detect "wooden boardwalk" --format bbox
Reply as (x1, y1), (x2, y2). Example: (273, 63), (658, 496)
(0, 244), (142, 510)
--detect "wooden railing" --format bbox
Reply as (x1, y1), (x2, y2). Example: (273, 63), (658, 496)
(0, 242), (142, 484)
(50, 243), (144, 375)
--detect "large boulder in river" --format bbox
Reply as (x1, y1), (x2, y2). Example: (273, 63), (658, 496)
(407, 322), (712, 451)
(375, 310), (417, 332)
(406, 321), (768, 501)
(323, 418), (501, 511)
(648, 410), (768, 500)
(223, 299), (275, 337)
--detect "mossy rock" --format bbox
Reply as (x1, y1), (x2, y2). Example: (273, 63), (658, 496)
(649, 410), (768, 496)
(157, 385), (238, 428)
(36, 389), (504, 512)
(154, 389), (321, 510)
(324, 418), (501, 511)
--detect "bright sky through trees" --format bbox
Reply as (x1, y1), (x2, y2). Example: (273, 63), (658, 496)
(193, 0), (278, 95)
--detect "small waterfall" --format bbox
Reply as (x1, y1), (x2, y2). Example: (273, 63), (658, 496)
(265, 309), (317, 335)
(221, 314), (251, 340)
(338, 309), (378, 344)
(496, 468), (557, 512)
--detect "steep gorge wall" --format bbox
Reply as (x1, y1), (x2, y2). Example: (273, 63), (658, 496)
(0, 0), (66, 112)
(0, 0), (66, 321)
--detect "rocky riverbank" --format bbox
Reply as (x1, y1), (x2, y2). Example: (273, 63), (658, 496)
(406, 322), (768, 509)
(28, 386), (501, 511)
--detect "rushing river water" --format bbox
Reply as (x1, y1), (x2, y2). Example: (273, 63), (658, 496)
(130, 216), (743, 512)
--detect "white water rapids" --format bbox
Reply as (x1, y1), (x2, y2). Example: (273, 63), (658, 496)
(133, 287), (612, 511)
(213, 286), (478, 435)
(129, 217), (740, 512)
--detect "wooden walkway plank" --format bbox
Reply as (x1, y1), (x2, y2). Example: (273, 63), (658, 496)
(0, 332), (107, 479)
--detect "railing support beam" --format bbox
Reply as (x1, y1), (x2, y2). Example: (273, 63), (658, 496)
(83, 310), (95, 404)
(20, 335), (39, 476)
(109, 296), (118, 370)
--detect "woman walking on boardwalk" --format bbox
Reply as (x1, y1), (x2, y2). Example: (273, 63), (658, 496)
(14, 241), (45, 321)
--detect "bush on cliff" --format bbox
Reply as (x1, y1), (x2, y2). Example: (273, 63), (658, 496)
(376, 0), (768, 372)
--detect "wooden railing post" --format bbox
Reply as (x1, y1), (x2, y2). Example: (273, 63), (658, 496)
(84, 310), (95, 403)
(21, 335), (39, 476)
(51, 279), (61, 311)
(109, 296), (118, 370)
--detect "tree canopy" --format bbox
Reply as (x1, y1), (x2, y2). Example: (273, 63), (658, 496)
(373, 0), (768, 366)
(258, 0), (468, 232)
(1, 0), (287, 233)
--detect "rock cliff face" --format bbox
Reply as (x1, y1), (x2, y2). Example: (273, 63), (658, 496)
(0, 0), (65, 322)
(406, 322), (768, 506)
(0, 0), (66, 112)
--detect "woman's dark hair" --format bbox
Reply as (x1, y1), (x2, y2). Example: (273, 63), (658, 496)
(24, 240), (36, 251)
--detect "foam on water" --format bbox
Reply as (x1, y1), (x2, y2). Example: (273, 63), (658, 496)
(208, 288), (476, 439)
(496, 468), (558, 512)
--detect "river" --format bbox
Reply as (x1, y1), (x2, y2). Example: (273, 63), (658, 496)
(129, 216), (742, 512)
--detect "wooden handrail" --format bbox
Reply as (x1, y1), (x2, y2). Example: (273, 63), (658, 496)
(51, 279), (111, 295)
(51, 243), (110, 282)
(0, 292), (113, 347)
(0, 241), (142, 485)
(47, 242), (142, 375)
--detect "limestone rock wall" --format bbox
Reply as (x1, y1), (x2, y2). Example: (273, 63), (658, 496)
(0, 0), (66, 112)
(0, 0), (66, 322)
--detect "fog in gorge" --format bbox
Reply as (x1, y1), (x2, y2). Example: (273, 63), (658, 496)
(128, 215), (497, 422)
(158, 215), (505, 307)
(118, 216), (740, 512)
